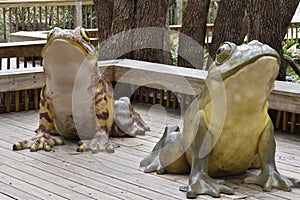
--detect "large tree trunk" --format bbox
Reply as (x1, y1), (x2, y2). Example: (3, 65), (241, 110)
(177, 0), (210, 69)
(248, 0), (299, 81)
(208, 0), (247, 62)
(132, 0), (172, 64)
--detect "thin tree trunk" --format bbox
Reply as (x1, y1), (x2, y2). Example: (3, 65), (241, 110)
(283, 54), (300, 78)
(177, 0), (210, 69)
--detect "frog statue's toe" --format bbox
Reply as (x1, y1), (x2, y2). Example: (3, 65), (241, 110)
(13, 131), (65, 152)
(77, 130), (115, 153)
(112, 97), (150, 137)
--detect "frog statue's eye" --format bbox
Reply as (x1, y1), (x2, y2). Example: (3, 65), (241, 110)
(80, 27), (91, 42)
(215, 42), (233, 65)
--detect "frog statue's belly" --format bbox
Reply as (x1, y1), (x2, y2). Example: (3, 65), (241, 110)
(43, 39), (97, 140)
(196, 56), (279, 176)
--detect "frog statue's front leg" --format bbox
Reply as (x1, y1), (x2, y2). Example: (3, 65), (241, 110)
(13, 85), (65, 152)
(180, 110), (234, 198)
(77, 76), (115, 153)
(244, 118), (300, 191)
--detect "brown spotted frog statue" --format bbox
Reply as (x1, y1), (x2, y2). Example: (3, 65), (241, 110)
(140, 40), (300, 198)
(13, 27), (149, 153)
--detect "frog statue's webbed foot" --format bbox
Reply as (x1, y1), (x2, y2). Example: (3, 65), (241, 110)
(12, 131), (65, 152)
(244, 119), (300, 192)
(244, 169), (300, 192)
(112, 97), (150, 137)
(180, 173), (234, 198)
(77, 129), (115, 154)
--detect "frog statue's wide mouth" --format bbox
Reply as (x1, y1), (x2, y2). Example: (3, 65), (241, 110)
(210, 40), (280, 81)
(42, 27), (95, 59)
(41, 27), (97, 84)
(42, 38), (96, 76)
(226, 55), (279, 82)
(222, 54), (280, 81)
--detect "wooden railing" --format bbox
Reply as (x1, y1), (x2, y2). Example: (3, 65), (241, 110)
(170, 22), (300, 42)
(286, 22), (300, 41)
(0, 40), (299, 132)
(0, 0), (95, 42)
(0, 40), (44, 112)
(1, 0), (300, 44)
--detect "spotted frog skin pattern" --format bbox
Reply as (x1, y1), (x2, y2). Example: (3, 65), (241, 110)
(140, 41), (300, 198)
(13, 27), (149, 153)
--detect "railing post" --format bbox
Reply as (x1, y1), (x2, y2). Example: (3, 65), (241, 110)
(176, 0), (183, 25)
(74, 0), (83, 27)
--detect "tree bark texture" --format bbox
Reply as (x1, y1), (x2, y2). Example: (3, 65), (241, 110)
(248, 0), (300, 80)
(132, 0), (172, 64)
(177, 0), (210, 69)
(208, 0), (247, 61)
(93, 0), (113, 44)
(99, 0), (136, 60)
(94, 0), (172, 64)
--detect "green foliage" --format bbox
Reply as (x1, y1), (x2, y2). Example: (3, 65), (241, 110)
(282, 39), (300, 83)
(170, 33), (179, 65)
(283, 39), (297, 56)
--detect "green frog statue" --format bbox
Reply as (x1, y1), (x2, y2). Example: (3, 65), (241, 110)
(140, 40), (300, 198)
(13, 27), (149, 153)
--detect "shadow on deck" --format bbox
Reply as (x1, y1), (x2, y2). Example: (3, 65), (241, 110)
(0, 103), (300, 200)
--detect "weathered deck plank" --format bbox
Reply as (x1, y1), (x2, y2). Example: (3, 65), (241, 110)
(0, 103), (300, 199)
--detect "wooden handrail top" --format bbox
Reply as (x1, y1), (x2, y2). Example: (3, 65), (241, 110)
(0, 59), (299, 114)
(0, 0), (94, 8)
(0, 40), (46, 57)
(0, 40), (46, 48)
(98, 59), (300, 96)
(98, 59), (300, 114)
(0, 67), (44, 92)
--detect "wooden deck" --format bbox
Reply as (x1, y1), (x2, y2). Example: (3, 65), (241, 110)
(0, 103), (300, 200)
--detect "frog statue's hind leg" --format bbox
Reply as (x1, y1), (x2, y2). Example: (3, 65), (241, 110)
(77, 75), (115, 153)
(140, 125), (190, 174)
(179, 110), (234, 198)
(111, 97), (150, 137)
(13, 85), (65, 152)
(244, 118), (300, 191)
(140, 109), (234, 198)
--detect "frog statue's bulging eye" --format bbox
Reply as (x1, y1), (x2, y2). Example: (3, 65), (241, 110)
(215, 43), (233, 65)
(80, 28), (91, 42)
